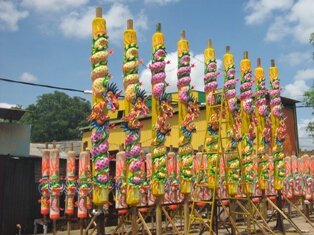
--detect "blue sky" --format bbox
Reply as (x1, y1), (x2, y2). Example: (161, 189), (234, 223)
(0, 0), (313, 149)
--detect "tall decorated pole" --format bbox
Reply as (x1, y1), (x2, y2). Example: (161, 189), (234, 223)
(223, 46), (241, 197)
(177, 30), (199, 195)
(122, 19), (149, 206)
(65, 149), (76, 216)
(239, 51), (256, 195)
(150, 23), (173, 235)
(269, 60), (286, 190)
(177, 31), (199, 234)
(255, 58), (271, 191)
(40, 145), (50, 217)
(88, 7), (120, 206)
(150, 23), (173, 196)
(49, 144), (62, 221)
(77, 151), (91, 219)
(203, 39), (221, 188)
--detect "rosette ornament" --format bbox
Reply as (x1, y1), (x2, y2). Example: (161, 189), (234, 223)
(269, 59), (286, 190)
(150, 24), (173, 196)
(223, 46), (241, 196)
(203, 40), (221, 188)
(254, 58), (270, 190)
(89, 8), (119, 205)
(239, 51), (256, 195)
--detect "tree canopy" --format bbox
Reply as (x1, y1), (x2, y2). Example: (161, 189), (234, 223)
(304, 86), (314, 137)
(20, 91), (91, 142)
(305, 33), (314, 137)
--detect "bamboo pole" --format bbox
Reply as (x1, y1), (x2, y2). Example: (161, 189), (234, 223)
(131, 207), (138, 235)
(267, 197), (302, 234)
(156, 198), (162, 235)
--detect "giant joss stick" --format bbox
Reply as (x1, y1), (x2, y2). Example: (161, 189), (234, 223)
(177, 31), (199, 194)
(269, 60), (286, 190)
(254, 58), (270, 218)
(255, 58), (270, 191)
(177, 30), (199, 234)
(150, 23), (173, 196)
(89, 7), (120, 206)
(150, 23), (173, 235)
(40, 145), (50, 217)
(65, 148), (76, 216)
(77, 151), (91, 219)
(223, 46), (241, 197)
(49, 145), (61, 221)
(239, 51), (256, 195)
(122, 19), (149, 207)
(203, 39), (221, 189)
(65, 147), (76, 233)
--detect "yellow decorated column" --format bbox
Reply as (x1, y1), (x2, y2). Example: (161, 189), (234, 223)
(223, 46), (241, 197)
(150, 23), (173, 196)
(239, 51), (255, 195)
(269, 60), (286, 190)
(122, 19), (149, 206)
(203, 40), (221, 188)
(89, 7), (119, 206)
(255, 58), (270, 190)
(177, 31), (199, 194)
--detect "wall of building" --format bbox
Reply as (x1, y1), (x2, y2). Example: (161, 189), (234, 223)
(82, 99), (298, 154)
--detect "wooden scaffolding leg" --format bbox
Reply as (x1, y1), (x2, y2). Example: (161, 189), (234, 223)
(266, 197), (302, 234)
(162, 207), (181, 234)
(219, 200), (240, 235)
(283, 195), (314, 230)
(131, 206), (138, 235)
(53, 220), (57, 235)
(261, 190), (267, 220)
(184, 194), (190, 234)
(236, 200), (275, 235)
(275, 191), (285, 233)
(156, 197), (162, 235)
(96, 207), (105, 235)
(138, 211), (152, 235)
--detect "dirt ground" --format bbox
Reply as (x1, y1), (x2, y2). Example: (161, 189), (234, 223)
(39, 214), (314, 235)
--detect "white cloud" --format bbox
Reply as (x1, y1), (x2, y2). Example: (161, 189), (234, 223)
(288, 0), (314, 43)
(265, 16), (290, 42)
(59, 7), (93, 38)
(245, 0), (293, 25)
(59, 3), (147, 41)
(293, 69), (314, 81)
(245, 0), (314, 44)
(279, 51), (312, 66)
(139, 51), (222, 94)
(0, 2), (29, 31)
(21, 0), (88, 12)
(0, 102), (16, 109)
(20, 72), (38, 82)
(283, 80), (308, 100)
(298, 118), (314, 150)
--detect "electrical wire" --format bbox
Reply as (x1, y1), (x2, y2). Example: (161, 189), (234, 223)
(0, 77), (86, 93)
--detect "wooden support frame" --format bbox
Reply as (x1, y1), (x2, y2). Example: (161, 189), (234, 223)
(266, 197), (303, 234)
(283, 195), (314, 230)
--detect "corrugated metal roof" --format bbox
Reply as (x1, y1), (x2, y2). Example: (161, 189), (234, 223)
(30, 141), (82, 159)
(0, 107), (26, 121)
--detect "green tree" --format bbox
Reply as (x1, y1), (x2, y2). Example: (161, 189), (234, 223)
(304, 86), (314, 137)
(20, 91), (91, 142)
(305, 33), (314, 137)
